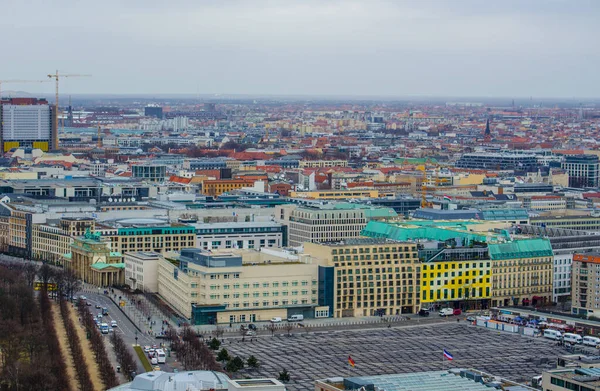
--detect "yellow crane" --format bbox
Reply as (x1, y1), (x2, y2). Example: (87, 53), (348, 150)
(0, 79), (50, 99)
(47, 71), (92, 150)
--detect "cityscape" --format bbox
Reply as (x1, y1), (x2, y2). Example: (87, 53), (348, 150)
(2, 1), (600, 391)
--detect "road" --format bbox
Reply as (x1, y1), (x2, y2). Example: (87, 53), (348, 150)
(79, 289), (177, 374)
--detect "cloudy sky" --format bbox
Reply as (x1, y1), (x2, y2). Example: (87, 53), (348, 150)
(2, 0), (598, 97)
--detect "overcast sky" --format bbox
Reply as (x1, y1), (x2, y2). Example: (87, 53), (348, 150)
(2, 0), (599, 97)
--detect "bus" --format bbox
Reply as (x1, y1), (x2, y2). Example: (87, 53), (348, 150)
(155, 349), (166, 364)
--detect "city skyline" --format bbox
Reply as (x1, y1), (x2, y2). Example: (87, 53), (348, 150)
(2, 0), (599, 97)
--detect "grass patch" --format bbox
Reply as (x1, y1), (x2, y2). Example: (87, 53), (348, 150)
(133, 345), (153, 373)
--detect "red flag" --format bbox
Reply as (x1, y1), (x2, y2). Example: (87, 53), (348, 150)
(348, 355), (355, 367)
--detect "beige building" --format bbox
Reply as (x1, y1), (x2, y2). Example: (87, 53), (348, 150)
(31, 223), (72, 265)
(124, 252), (160, 292)
(276, 205), (368, 247)
(299, 160), (348, 168)
(157, 248), (322, 324)
(304, 239), (420, 317)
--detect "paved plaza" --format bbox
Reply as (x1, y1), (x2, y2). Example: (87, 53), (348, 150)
(224, 323), (566, 391)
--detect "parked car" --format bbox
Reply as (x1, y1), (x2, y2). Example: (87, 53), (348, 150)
(418, 309), (430, 317)
(453, 309), (462, 316)
(287, 314), (304, 322)
(439, 308), (454, 317)
(248, 323), (257, 330)
(270, 317), (282, 323)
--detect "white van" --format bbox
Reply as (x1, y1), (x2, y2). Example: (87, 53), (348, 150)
(288, 314), (304, 322)
(439, 308), (454, 317)
(563, 333), (583, 344)
(270, 317), (282, 323)
(583, 336), (600, 347)
(543, 329), (562, 341)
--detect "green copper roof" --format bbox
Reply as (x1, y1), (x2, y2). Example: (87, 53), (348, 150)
(361, 221), (493, 243)
(488, 238), (553, 260)
(394, 157), (438, 164)
(63, 253), (72, 259)
(91, 262), (125, 270)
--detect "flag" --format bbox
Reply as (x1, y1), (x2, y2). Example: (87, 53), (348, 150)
(443, 195), (452, 202)
(348, 355), (356, 367)
(443, 349), (453, 361)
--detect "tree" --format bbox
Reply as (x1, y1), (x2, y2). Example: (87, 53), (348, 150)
(212, 325), (225, 339)
(22, 263), (38, 288)
(247, 355), (259, 368)
(63, 269), (81, 302)
(208, 337), (221, 351)
(285, 322), (294, 336)
(231, 356), (244, 371)
(37, 264), (54, 293)
(278, 369), (290, 382)
(216, 348), (230, 362)
(267, 323), (277, 336)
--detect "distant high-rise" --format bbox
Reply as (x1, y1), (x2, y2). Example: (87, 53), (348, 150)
(0, 98), (56, 152)
(562, 154), (599, 188)
(144, 105), (163, 119)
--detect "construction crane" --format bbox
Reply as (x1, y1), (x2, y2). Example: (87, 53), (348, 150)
(47, 71), (91, 150)
(0, 79), (50, 99)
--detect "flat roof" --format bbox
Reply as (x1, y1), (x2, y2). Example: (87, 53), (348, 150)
(192, 221), (282, 229)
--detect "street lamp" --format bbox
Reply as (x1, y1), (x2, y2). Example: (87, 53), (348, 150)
(135, 330), (138, 346)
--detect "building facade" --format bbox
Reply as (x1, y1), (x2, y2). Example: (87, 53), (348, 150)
(305, 239), (420, 317)
(124, 251), (160, 292)
(280, 206), (368, 247)
(193, 221), (286, 250)
(0, 98), (57, 152)
(571, 253), (600, 316)
(157, 248), (320, 324)
(562, 154), (599, 188)
(488, 238), (554, 307)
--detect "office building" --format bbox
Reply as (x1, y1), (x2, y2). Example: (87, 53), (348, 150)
(157, 248), (321, 324)
(131, 164), (167, 182)
(530, 215), (600, 231)
(305, 239), (420, 317)
(455, 152), (537, 171)
(562, 154), (599, 188)
(124, 252), (160, 292)
(278, 205), (369, 247)
(144, 105), (163, 119)
(0, 98), (56, 152)
(193, 221), (286, 250)
(202, 179), (253, 196)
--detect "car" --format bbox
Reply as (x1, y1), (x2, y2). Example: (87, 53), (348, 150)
(153, 366), (161, 371)
(270, 317), (282, 323)
(79, 296), (87, 301)
(152, 344), (158, 349)
(97, 314), (102, 319)
(439, 308), (454, 316)
(453, 309), (462, 316)
(240, 324), (248, 330)
(151, 356), (158, 365)
(418, 309), (430, 316)
(95, 304), (101, 309)
(86, 301), (92, 306)
(248, 323), (257, 330)
(143, 346), (151, 353)
(466, 316), (476, 322)
(245, 330), (256, 336)
(111, 320), (117, 327)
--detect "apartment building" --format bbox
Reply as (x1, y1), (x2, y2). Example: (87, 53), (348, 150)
(562, 154), (599, 188)
(420, 247), (492, 310)
(277, 205), (368, 247)
(289, 189), (382, 200)
(124, 252), (160, 292)
(571, 253), (600, 316)
(304, 239), (420, 317)
(298, 159), (348, 168)
(202, 179), (252, 197)
(158, 248), (321, 324)
(193, 221), (286, 250)
(488, 238), (554, 307)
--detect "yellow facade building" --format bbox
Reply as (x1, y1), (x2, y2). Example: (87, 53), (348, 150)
(420, 247), (492, 309)
(289, 189), (382, 200)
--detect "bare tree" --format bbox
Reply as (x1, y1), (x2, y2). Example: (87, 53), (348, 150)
(22, 263), (38, 288)
(212, 325), (225, 340)
(284, 323), (294, 336)
(267, 323), (277, 337)
(63, 268), (81, 302)
(37, 264), (54, 292)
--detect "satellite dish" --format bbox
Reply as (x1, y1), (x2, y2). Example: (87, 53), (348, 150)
(108, 198), (113, 202)
(130, 197), (135, 202)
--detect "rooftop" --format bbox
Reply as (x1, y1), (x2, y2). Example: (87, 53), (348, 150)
(108, 370), (231, 391)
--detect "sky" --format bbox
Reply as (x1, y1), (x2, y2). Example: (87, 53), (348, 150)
(2, 0), (599, 98)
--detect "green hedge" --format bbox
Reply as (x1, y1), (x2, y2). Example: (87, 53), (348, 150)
(134, 345), (153, 372)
